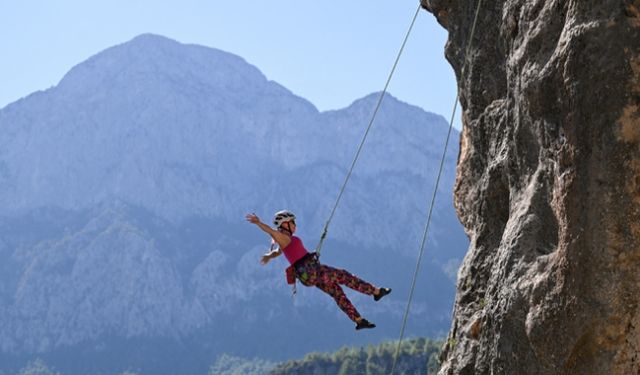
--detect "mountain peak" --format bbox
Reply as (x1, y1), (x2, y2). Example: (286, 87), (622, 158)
(128, 33), (177, 46)
(56, 34), (267, 97)
(352, 91), (399, 106)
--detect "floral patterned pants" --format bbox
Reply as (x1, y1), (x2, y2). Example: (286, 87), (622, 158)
(295, 255), (376, 322)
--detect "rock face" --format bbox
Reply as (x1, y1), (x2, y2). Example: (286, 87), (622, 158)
(422, 0), (640, 374)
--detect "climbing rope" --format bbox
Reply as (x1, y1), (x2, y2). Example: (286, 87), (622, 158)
(389, 1), (484, 374)
(314, 3), (422, 257)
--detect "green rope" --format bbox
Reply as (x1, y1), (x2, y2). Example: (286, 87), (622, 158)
(315, 3), (422, 257)
(389, 1), (484, 374)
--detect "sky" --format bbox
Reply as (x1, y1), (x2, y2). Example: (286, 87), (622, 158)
(0, 1), (460, 126)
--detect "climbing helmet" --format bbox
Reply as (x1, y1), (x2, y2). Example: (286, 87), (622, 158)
(273, 210), (296, 228)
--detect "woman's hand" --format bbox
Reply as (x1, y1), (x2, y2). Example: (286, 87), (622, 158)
(245, 213), (291, 253)
(246, 213), (261, 225)
(260, 254), (271, 265)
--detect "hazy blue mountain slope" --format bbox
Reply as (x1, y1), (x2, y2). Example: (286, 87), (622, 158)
(0, 34), (466, 374)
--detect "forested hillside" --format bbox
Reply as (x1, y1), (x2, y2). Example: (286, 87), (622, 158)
(268, 337), (442, 375)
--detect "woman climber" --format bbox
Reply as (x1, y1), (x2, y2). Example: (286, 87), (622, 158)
(246, 210), (391, 330)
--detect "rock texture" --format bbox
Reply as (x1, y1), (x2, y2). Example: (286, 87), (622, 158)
(422, 0), (640, 374)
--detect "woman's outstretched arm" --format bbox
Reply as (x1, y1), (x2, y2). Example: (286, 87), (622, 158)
(245, 213), (292, 251)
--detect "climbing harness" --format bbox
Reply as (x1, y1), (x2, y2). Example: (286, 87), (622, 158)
(285, 252), (319, 296)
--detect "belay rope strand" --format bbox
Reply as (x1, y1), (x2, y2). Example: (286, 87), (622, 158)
(314, 3), (422, 257)
(309, 0), (484, 371)
(389, 1), (485, 374)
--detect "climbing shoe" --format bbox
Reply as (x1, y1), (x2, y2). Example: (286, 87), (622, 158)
(374, 287), (392, 301)
(356, 319), (376, 330)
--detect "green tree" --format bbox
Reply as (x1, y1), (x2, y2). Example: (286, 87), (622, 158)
(269, 337), (443, 375)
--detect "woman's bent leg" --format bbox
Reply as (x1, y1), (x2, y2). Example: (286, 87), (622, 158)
(315, 281), (361, 322)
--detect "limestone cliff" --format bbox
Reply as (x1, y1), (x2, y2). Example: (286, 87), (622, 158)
(422, 0), (640, 374)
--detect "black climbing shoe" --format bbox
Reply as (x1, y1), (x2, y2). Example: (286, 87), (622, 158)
(355, 319), (376, 330)
(374, 287), (391, 301)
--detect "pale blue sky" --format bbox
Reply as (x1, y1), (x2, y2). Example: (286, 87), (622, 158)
(0, 1), (459, 125)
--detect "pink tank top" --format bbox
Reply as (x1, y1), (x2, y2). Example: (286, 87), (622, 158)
(282, 236), (309, 265)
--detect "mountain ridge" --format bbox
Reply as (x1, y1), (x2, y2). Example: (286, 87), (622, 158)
(0, 33), (467, 374)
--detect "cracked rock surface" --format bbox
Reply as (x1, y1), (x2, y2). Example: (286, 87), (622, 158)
(422, 0), (640, 374)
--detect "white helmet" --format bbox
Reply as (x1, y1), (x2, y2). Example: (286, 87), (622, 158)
(273, 210), (296, 228)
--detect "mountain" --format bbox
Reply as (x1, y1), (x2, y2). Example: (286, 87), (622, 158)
(14, 337), (442, 375)
(0, 34), (466, 374)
